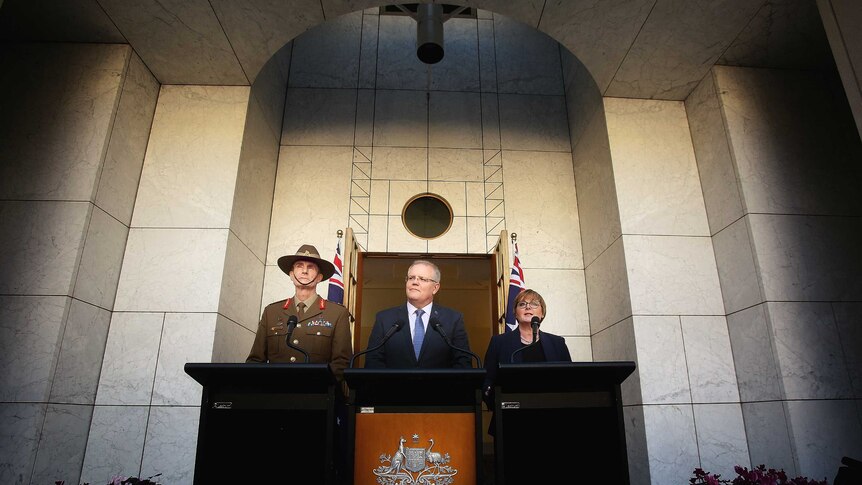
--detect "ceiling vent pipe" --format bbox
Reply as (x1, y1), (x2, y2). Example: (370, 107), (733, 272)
(416, 3), (444, 64)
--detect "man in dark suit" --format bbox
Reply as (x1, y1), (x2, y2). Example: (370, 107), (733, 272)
(364, 260), (472, 368)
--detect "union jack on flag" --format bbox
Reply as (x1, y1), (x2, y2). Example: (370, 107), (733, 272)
(504, 241), (525, 332)
(327, 239), (344, 305)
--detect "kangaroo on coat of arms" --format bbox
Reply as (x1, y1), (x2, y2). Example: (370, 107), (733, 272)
(375, 434), (458, 484)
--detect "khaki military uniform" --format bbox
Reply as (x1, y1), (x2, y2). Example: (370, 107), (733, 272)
(246, 295), (352, 383)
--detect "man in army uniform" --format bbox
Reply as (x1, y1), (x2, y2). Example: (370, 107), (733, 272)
(246, 244), (352, 384)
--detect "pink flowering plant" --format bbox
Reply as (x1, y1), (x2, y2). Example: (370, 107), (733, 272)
(690, 465), (827, 485)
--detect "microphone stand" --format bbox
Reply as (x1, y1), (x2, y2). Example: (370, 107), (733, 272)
(284, 315), (310, 363)
(349, 322), (403, 368)
(431, 319), (482, 368)
(509, 317), (542, 363)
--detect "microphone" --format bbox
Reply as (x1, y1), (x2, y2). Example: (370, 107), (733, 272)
(431, 317), (481, 368)
(510, 316), (543, 363)
(350, 321), (404, 368)
(285, 315), (310, 363)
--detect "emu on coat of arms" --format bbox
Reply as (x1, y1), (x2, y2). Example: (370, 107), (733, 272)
(374, 435), (458, 484)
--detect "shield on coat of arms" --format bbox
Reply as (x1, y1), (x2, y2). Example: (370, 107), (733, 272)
(404, 447), (426, 472)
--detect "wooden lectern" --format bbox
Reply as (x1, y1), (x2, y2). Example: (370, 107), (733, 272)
(493, 361), (636, 484)
(344, 368), (486, 485)
(184, 363), (338, 484)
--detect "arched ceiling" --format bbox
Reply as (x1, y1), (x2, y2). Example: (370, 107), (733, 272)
(0, 0), (832, 100)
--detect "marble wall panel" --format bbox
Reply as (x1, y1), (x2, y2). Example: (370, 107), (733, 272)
(591, 318), (641, 405)
(785, 399), (862, 481)
(152, 313), (217, 406)
(249, 43), (291, 141)
(498, 94), (571, 151)
(715, 66), (862, 216)
(367, 215), (389, 252)
(260, 266), (293, 316)
(359, 12), (379, 89)
(562, 336), (592, 361)
(98, 0), (247, 84)
(429, 92), (482, 149)
(466, 217), (487, 254)
(478, 19), (497, 93)
(465, 182), (484, 216)
(49, 299), (111, 404)
(572, 107), (622, 267)
(282, 88), (358, 146)
(624, 235), (724, 316)
(428, 18), (482, 92)
(355, 90), (376, 146)
(584, 237), (631, 334)
(493, 15), (564, 95)
(387, 215), (428, 253)
(428, 149), (484, 182)
(604, 97), (710, 237)
(0, 402), (45, 485)
(633, 316), (690, 405)
(95, 52), (160, 226)
(373, 90), (428, 147)
(681, 316), (740, 403)
(288, 11), (361, 88)
(712, 216), (762, 315)
(0, 0), (124, 42)
(561, 48), (603, 149)
(642, 404), (699, 485)
(519, 268), (589, 337)
(427, 181), (466, 217)
(81, 405), (149, 484)
(140, 406), (200, 485)
(692, 403), (750, 477)
(767, 302), (853, 400)
(0, 43), (127, 201)
(622, 405), (649, 485)
(501, 150), (582, 269)
(113, 229), (229, 313)
(219, 231), (266, 330)
(369, 180), (390, 215)
(0, 296), (67, 402)
(748, 214), (862, 302)
(229, 96), (279, 262)
(31, 403), (93, 485)
(267, 146), (353, 264)
(833, 303), (862, 398)
(0, 201), (90, 295)
(427, 217), (467, 254)
(95, 312), (163, 405)
(388, 180), (430, 215)
(74, 206), (129, 310)
(132, 85), (250, 228)
(372, 147), (428, 181)
(481, 93), (501, 149)
(213, 315), (255, 363)
(685, 69), (744, 235)
(740, 401), (795, 475)
(726, 304), (783, 402)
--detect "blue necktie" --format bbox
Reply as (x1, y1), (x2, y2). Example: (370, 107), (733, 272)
(413, 309), (425, 360)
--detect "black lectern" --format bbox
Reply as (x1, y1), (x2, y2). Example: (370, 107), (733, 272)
(344, 369), (486, 485)
(493, 361), (636, 484)
(184, 363), (338, 484)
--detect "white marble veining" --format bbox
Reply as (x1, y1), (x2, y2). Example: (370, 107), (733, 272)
(767, 302), (853, 400)
(0, 296), (67, 402)
(785, 399), (862, 481)
(748, 214), (862, 302)
(0, 402), (45, 485)
(355, 89), (376, 146)
(218, 231), (266, 330)
(622, 405), (650, 485)
(132, 85), (250, 229)
(465, 182), (485, 217)
(520, 268), (589, 337)
(833, 303), (862, 398)
(493, 15), (564, 95)
(592, 318), (641, 405)
(387, 215), (428, 253)
(288, 11), (361, 88)
(427, 217), (468, 254)
(642, 404), (699, 485)
(498, 94), (571, 151)
(692, 403), (750, 477)
(726, 304), (783, 402)
(373, 89), (428, 147)
(95, 312), (164, 405)
(96, 52), (160, 226)
(740, 401), (795, 475)
(0, 201), (90, 295)
(712, 216), (762, 315)
(428, 149), (484, 183)
(371, 147), (428, 181)
(81, 405), (148, 484)
(152, 313), (217, 406)
(604, 97), (710, 237)
(113, 229), (229, 313)
(633, 316), (691, 405)
(366, 215), (389, 252)
(74, 206), (129, 310)
(685, 69), (744, 235)
(561, 48), (603, 149)
(624, 235), (725, 316)
(213, 315), (256, 363)
(31, 403), (93, 485)
(584, 237), (631, 334)
(501, 150), (582, 269)
(466, 217), (487, 254)
(369, 180), (390, 215)
(426, 181), (466, 217)
(562, 336), (592, 362)
(681, 316), (740, 403)
(481, 93), (501, 149)
(429, 92), (482, 149)
(259, 265), (292, 316)
(0, 43), (127, 202)
(249, 44), (291, 142)
(281, 88), (358, 146)
(387, 180), (430, 215)
(140, 406), (200, 485)
(49, 299), (111, 404)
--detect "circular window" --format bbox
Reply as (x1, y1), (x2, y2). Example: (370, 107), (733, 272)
(402, 193), (453, 239)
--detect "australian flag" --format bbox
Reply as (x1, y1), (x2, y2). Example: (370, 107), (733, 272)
(504, 241), (525, 332)
(327, 239), (344, 304)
